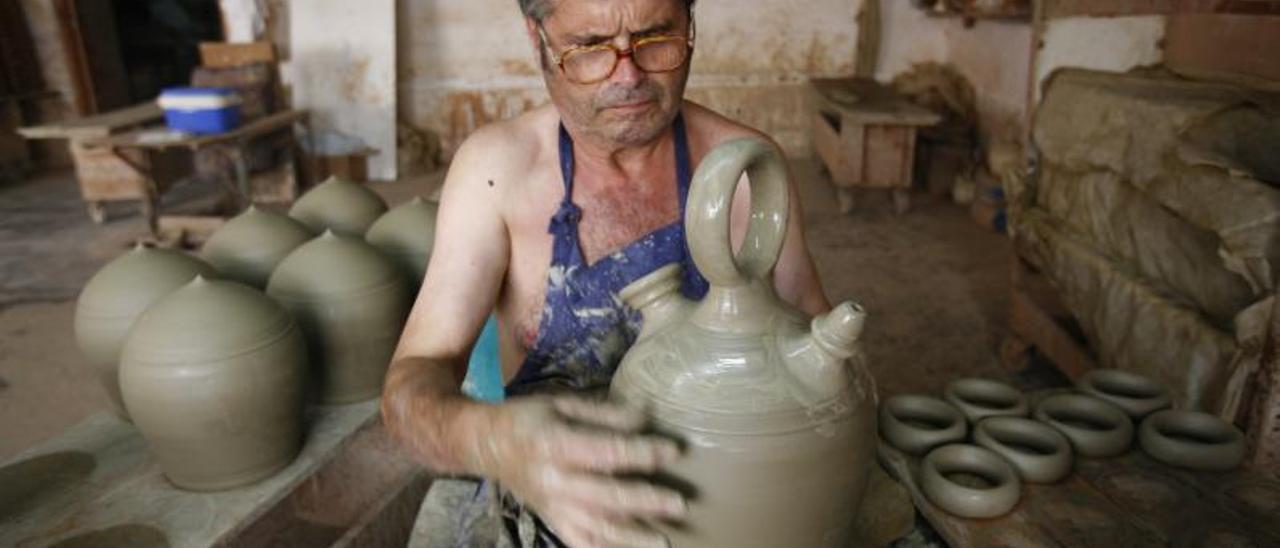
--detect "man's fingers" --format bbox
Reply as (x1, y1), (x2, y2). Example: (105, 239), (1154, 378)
(552, 397), (648, 432)
(558, 471), (688, 519)
(544, 427), (680, 473)
(551, 507), (670, 548)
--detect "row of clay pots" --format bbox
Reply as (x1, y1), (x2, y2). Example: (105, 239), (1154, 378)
(203, 177), (438, 290)
(879, 373), (1245, 519)
(72, 182), (436, 491)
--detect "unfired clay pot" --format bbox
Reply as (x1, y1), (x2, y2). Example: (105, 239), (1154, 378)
(1076, 369), (1171, 420)
(267, 230), (409, 404)
(879, 394), (967, 456)
(1139, 410), (1244, 471)
(288, 176), (387, 237)
(611, 138), (877, 548)
(943, 378), (1029, 424)
(74, 245), (218, 418)
(365, 196), (438, 287)
(1034, 394), (1133, 458)
(119, 276), (305, 490)
(920, 444), (1022, 519)
(973, 416), (1073, 483)
(200, 206), (316, 289)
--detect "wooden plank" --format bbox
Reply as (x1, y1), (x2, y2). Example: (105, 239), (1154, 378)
(1042, 0), (1280, 18)
(862, 125), (913, 189)
(1010, 284), (1098, 379)
(810, 78), (942, 127)
(17, 102), (163, 140)
(1165, 14), (1280, 84)
(879, 388), (1280, 547)
(1072, 452), (1280, 545)
(199, 42), (277, 68)
(0, 402), (382, 548)
(89, 109), (307, 151)
(878, 441), (1162, 547)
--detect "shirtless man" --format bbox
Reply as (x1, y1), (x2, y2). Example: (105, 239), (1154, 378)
(382, 0), (830, 545)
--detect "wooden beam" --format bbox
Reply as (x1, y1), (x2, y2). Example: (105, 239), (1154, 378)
(1166, 13), (1280, 83)
(1041, 0), (1280, 19)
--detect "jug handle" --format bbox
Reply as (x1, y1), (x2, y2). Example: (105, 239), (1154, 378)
(685, 137), (790, 287)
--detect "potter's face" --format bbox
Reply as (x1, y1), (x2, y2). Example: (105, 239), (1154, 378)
(531, 0), (693, 146)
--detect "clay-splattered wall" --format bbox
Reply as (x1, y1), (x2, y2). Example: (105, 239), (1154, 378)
(398, 0), (860, 158)
(876, 2), (1034, 144)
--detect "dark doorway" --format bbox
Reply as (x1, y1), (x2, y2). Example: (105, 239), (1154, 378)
(56, 0), (222, 114)
(113, 0), (224, 103)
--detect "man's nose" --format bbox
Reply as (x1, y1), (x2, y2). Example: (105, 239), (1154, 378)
(609, 50), (645, 86)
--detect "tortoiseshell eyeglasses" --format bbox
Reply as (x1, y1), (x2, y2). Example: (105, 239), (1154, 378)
(538, 22), (695, 85)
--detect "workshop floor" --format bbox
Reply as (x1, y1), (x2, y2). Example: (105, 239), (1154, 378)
(0, 158), (1026, 461)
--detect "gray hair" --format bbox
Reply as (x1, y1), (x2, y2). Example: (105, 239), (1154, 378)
(517, 0), (695, 22)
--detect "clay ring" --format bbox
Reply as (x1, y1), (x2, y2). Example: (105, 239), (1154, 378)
(973, 416), (1073, 483)
(1139, 410), (1244, 471)
(943, 378), (1030, 424)
(879, 395), (967, 456)
(920, 444), (1022, 519)
(1034, 394), (1133, 458)
(1076, 369), (1171, 420)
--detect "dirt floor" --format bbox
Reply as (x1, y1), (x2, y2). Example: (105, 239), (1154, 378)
(0, 158), (1043, 462)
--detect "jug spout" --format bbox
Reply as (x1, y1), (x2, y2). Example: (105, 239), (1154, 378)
(813, 302), (866, 358)
(620, 264), (693, 341)
(780, 301), (867, 404)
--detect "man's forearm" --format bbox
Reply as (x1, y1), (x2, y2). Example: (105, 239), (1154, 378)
(380, 356), (495, 474)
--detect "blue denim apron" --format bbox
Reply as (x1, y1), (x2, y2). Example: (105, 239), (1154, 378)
(448, 114), (709, 547)
(506, 113), (709, 396)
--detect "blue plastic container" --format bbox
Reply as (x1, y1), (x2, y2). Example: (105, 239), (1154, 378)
(157, 87), (243, 134)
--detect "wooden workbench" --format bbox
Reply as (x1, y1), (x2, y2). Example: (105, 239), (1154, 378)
(19, 107), (307, 233)
(878, 399), (1280, 547)
(810, 78), (942, 214)
(0, 401), (430, 548)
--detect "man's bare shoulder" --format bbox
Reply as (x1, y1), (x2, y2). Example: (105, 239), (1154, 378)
(450, 104), (559, 181)
(680, 101), (779, 155)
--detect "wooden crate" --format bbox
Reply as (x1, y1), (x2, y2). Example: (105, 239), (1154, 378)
(809, 78), (940, 214)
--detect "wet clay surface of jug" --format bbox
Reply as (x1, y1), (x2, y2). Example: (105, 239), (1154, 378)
(201, 205), (316, 289)
(366, 196), (438, 289)
(74, 245), (218, 418)
(611, 138), (878, 548)
(288, 176), (388, 237)
(120, 277), (305, 491)
(267, 230), (409, 403)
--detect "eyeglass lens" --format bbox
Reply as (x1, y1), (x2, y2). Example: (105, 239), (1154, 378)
(563, 38), (688, 84)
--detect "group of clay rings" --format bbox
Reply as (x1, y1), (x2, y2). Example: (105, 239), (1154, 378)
(878, 370), (1246, 519)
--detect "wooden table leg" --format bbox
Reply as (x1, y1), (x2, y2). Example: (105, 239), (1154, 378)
(104, 147), (162, 236)
(85, 201), (107, 224)
(892, 188), (911, 215)
(837, 188), (856, 214)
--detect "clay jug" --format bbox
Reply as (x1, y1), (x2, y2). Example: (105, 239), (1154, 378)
(288, 176), (388, 237)
(611, 138), (877, 548)
(201, 205), (316, 289)
(365, 196), (438, 288)
(119, 276), (305, 490)
(267, 230), (409, 403)
(74, 245), (218, 418)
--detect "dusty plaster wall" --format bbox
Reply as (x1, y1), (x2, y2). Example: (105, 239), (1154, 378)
(1034, 15), (1165, 100)
(876, 1), (1033, 144)
(398, 0), (860, 158)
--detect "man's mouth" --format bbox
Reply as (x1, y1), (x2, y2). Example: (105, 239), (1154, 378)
(606, 99), (653, 112)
